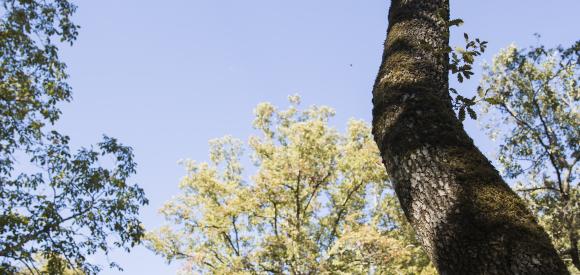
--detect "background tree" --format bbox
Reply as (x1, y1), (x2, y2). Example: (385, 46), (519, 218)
(147, 96), (436, 275)
(480, 41), (580, 272)
(370, 0), (567, 273)
(15, 253), (85, 275)
(0, 0), (147, 273)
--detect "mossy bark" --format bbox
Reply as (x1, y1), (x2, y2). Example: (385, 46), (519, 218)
(371, 0), (568, 274)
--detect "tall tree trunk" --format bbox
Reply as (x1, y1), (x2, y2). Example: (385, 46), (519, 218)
(371, 0), (568, 274)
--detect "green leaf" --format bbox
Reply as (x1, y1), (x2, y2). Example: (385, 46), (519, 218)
(464, 53), (474, 64)
(483, 97), (502, 105)
(467, 107), (477, 120)
(458, 107), (466, 121)
(449, 18), (464, 27)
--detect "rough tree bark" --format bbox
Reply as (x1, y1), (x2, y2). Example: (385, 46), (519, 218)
(371, 0), (569, 274)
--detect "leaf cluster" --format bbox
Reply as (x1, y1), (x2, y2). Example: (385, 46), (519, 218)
(1, 0), (78, 170)
(448, 31), (487, 121)
(449, 33), (487, 84)
(0, 133), (148, 274)
(147, 96), (435, 275)
(441, 17), (488, 121)
(1, 1), (148, 273)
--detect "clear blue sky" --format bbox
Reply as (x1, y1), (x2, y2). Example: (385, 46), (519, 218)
(55, 1), (580, 274)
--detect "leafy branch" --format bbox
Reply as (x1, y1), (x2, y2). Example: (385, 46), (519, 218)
(446, 18), (488, 121)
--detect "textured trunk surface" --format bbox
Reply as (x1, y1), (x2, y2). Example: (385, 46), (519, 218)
(371, 0), (568, 274)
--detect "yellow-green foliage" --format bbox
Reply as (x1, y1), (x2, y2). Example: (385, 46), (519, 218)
(147, 96), (435, 274)
(15, 253), (85, 275)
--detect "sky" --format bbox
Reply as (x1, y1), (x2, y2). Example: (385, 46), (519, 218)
(53, 0), (580, 274)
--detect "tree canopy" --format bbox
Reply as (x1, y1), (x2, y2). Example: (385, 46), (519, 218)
(2, 0), (578, 273)
(0, 0), (147, 273)
(147, 96), (435, 274)
(480, 41), (580, 272)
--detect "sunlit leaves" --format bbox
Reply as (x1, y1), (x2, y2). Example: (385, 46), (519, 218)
(147, 96), (434, 274)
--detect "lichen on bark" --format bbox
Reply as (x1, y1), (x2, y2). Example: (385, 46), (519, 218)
(371, 0), (569, 274)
